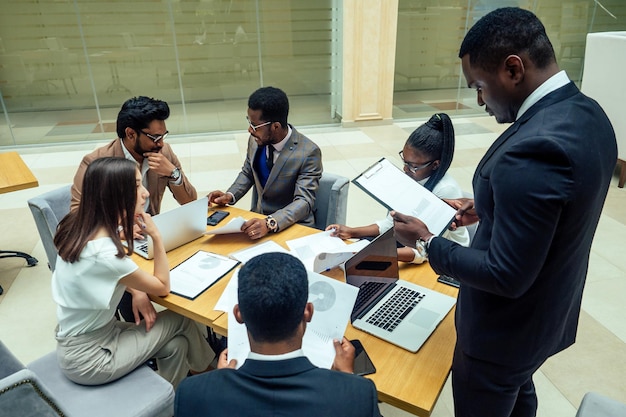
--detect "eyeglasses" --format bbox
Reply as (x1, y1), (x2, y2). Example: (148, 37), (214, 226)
(140, 130), (168, 143)
(398, 151), (434, 173)
(246, 116), (272, 132)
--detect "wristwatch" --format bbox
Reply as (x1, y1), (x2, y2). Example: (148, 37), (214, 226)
(169, 167), (181, 182)
(417, 235), (435, 254)
(265, 215), (278, 233)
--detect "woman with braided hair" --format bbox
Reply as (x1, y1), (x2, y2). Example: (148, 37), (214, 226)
(327, 113), (469, 264)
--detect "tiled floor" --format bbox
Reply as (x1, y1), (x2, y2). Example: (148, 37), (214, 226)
(1, 114), (624, 416)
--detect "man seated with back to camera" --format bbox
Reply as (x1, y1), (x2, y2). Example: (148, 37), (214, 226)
(208, 86), (322, 240)
(175, 252), (382, 417)
(70, 95), (197, 326)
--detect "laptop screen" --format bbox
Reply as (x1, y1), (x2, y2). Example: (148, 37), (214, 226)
(344, 228), (399, 288)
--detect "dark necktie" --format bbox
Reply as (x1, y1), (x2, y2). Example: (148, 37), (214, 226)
(266, 145), (275, 170)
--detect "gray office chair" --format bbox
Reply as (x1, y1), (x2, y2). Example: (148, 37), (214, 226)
(27, 185), (71, 271)
(313, 172), (350, 231)
(0, 340), (174, 417)
(576, 392), (626, 417)
(249, 172), (350, 231)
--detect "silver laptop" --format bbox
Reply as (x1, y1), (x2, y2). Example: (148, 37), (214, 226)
(133, 197), (208, 260)
(345, 228), (456, 352)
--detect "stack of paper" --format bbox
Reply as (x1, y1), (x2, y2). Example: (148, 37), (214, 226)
(229, 240), (291, 264)
(286, 230), (369, 273)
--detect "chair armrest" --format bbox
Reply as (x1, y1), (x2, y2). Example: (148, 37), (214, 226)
(0, 369), (68, 416)
(0, 341), (25, 379)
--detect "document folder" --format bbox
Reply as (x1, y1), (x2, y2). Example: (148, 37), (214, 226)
(352, 158), (456, 237)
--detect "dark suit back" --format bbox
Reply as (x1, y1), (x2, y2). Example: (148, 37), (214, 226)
(428, 82), (617, 367)
(175, 357), (381, 417)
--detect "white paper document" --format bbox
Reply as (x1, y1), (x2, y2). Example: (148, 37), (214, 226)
(169, 251), (239, 299)
(312, 239), (370, 273)
(213, 266), (240, 312)
(203, 216), (246, 235)
(286, 231), (371, 273)
(226, 270), (359, 369)
(229, 240), (291, 264)
(286, 230), (347, 271)
(353, 157), (456, 236)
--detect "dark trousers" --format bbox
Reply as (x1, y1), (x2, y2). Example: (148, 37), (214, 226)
(451, 343), (544, 417)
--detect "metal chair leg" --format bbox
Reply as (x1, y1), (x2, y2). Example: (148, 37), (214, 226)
(0, 250), (38, 267)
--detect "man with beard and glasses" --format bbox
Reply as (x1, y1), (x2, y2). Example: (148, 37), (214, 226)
(208, 86), (322, 240)
(70, 95), (197, 326)
(71, 96), (196, 216)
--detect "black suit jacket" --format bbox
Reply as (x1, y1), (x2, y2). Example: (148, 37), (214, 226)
(174, 357), (382, 417)
(428, 82), (617, 367)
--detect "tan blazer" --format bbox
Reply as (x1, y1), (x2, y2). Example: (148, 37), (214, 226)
(70, 138), (196, 214)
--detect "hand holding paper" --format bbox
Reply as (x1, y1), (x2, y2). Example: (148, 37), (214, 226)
(204, 216), (246, 235)
(391, 211), (432, 248)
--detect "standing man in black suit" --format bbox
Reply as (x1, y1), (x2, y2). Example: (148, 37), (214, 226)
(392, 8), (617, 417)
(174, 252), (381, 417)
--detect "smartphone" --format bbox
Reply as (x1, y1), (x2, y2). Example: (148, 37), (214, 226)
(207, 210), (230, 226)
(437, 274), (460, 288)
(351, 339), (376, 376)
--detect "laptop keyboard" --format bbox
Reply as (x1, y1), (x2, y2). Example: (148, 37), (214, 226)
(135, 239), (148, 254)
(354, 281), (386, 313)
(366, 287), (425, 332)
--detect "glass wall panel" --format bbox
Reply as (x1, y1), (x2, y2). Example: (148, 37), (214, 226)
(0, 0), (336, 146)
(394, 0), (626, 120)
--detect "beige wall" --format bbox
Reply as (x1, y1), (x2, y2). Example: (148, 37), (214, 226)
(342, 0), (399, 125)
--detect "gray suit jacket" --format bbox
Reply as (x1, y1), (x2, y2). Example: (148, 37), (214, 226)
(227, 125), (322, 230)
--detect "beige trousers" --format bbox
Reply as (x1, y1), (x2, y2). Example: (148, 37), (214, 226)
(56, 310), (214, 389)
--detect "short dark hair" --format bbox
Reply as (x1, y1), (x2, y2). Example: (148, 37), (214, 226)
(406, 113), (455, 192)
(237, 253), (308, 343)
(55, 157), (138, 263)
(116, 96), (170, 139)
(459, 7), (556, 72)
(248, 86), (289, 128)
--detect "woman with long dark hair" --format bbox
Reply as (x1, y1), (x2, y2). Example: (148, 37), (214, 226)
(52, 157), (213, 388)
(327, 113), (469, 263)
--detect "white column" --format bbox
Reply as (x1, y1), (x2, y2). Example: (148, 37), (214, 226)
(341, 0), (399, 125)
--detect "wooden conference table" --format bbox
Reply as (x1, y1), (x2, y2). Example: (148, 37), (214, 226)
(134, 206), (459, 417)
(0, 152), (39, 292)
(0, 151), (38, 194)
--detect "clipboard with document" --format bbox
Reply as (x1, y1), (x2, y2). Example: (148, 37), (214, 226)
(352, 158), (457, 237)
(169, 250), (240, 300)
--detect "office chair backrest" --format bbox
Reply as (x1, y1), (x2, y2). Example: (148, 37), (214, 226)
(313, 172), (350, 231)
(27, 185), (71, 271)
(249, 173), (349, 231)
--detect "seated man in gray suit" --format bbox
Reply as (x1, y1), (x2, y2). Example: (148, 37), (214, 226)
(208, 86), (322, 240)
(174, 253), (382, 417)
